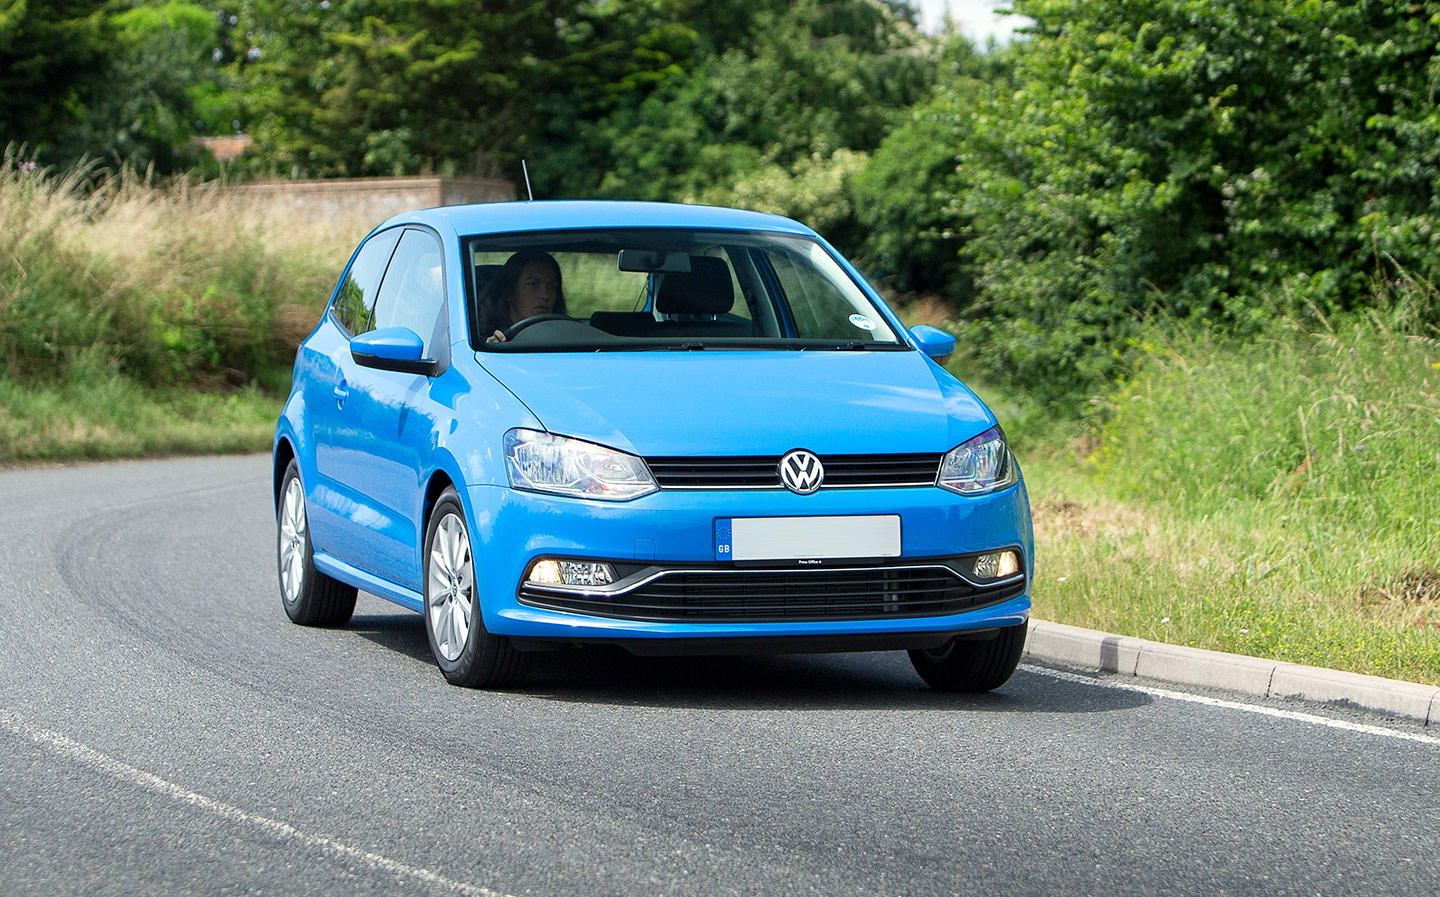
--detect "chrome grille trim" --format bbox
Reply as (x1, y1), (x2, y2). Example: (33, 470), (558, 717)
(645, 453), (943, 490)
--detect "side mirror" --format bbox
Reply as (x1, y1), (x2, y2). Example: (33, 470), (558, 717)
(910, 324), (956, 364)
(351, 327), (438, 376)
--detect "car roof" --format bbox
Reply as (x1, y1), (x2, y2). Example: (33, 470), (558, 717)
(377, 200), (819, 239)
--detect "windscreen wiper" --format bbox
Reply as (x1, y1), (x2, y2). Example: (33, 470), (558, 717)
(798, 341), (908, 350)
(591, 341), (708, 352)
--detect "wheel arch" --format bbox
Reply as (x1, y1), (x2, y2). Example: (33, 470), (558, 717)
(273, 436), (298, 512)
(422, 466), (459, 534)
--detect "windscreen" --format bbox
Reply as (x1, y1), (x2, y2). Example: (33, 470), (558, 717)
(466, 228), (904, 351)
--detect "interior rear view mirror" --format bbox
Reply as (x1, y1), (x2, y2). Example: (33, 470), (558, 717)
(618, 249), (692, 273)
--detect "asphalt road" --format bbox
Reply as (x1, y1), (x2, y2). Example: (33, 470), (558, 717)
(1, 454), (1437, 897)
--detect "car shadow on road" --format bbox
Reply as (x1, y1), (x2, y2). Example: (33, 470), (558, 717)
(345, 611), (1149, 714)
(349, 613), (435, 665)
(522, 648), (1151, 713)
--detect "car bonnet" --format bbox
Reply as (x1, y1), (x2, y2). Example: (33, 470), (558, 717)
(476, 349), (994, 457)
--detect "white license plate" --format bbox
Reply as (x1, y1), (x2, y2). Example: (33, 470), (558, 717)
(715, 515), (901, 561)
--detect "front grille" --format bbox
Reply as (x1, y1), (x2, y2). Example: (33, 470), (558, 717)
(645, 453), (942, 490)
(518, 561), (1024, 623)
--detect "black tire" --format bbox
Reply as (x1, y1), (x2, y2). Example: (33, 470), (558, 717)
(276, 460), (357, 627)
(422, 488), (529, 688)
(908, 622), (1027, 692)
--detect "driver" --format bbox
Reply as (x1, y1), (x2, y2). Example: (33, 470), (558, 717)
(481, 249), (567, 343)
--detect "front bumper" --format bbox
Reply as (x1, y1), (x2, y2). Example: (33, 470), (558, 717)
(464, 479), (1034, 645)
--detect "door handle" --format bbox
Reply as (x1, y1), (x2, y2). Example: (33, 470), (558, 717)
(333, 381), (349, 407)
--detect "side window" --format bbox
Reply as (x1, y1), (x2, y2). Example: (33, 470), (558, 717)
(371, 229), (447, 356)
(332, 228), (402, 337)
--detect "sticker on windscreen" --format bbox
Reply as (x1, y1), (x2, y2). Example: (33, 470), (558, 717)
(848, 313), (877, 331)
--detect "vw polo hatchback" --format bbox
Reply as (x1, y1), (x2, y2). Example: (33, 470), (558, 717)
(274, 201), (1034, 691)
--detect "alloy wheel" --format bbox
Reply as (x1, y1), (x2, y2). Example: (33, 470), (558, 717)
(279, 477), (307, 605)
(427, 513), (474, 663)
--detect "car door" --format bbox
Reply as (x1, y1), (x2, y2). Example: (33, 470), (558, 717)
(321, 227), (450, 589)
(305, 226), (402, 562)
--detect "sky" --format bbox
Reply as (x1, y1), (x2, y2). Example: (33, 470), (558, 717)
(914, 0), (1029, 42)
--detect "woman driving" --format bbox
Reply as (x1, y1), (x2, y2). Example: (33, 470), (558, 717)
(481, 249), (567, 342)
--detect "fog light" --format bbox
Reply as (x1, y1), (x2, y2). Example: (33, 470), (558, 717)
(973, 550), (1020, 579)
(526, 559), (616, 587)
(529, 559), (564, 585)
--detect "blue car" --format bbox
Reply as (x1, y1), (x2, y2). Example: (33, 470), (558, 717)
(274, 201), (1033, 691)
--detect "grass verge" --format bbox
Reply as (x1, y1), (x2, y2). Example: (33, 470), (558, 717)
(897, 282), (1440, 685)
(0, 152), (355, 464)
(1025, 453), (1440, 685)
(0, 373), (281, 463)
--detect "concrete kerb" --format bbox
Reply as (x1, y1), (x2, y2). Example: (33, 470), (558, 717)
(1024, 619), (1440, 726)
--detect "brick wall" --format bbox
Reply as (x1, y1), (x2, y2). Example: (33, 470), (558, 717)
(229, 176), (516, 225)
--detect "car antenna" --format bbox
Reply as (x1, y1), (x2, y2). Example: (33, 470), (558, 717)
(521, 159), (534, 201)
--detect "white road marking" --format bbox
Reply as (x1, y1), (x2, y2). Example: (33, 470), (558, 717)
(1021, 664), (1440, 747)
(1, 712), (516, 897)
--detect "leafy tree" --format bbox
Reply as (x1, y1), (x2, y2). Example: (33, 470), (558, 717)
(77, 2), (221, 170)
(852, 33), (1014, 298)
(950, 0), (1440, 402)
(232, 0), (581, 177)
(2, 1), (225, 171)
(219, 0), (930, 199)
(520, 0), (707, 196)
(0, 0), (112, 161)
(544, 0), (932, 253)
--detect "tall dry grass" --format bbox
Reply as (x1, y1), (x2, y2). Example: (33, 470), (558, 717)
(0, 150), (366, 390)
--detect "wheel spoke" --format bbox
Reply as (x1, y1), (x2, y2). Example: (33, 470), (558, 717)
(450, 597), (468, 646)
(290, 494), (305, 537)
(431, 539), (453, 579)
(443, 520), (462, 573)
(438, 598), (454, 654)
(283, 482), (306, 539)
(428, 563), (449, 598)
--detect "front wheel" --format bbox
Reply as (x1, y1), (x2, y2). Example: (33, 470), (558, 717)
(908, 622), (1027, 692)
(423, 488), (529, 688)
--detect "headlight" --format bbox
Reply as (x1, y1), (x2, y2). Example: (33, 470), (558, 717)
(938, 426), (1016, 495)
(505, 429), (657, 501)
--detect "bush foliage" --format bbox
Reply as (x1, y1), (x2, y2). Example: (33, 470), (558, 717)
(943, 0), (1440, 402)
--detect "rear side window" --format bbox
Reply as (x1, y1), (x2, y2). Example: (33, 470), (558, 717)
(332, 228), (402, 336)
(371, 229), (447, 355)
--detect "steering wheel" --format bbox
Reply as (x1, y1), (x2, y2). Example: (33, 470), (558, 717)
(503, 314), (573, 341)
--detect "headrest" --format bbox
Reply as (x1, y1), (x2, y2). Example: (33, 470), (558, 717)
(655, 257), (734, 315)
(475, 263), (503, 297)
